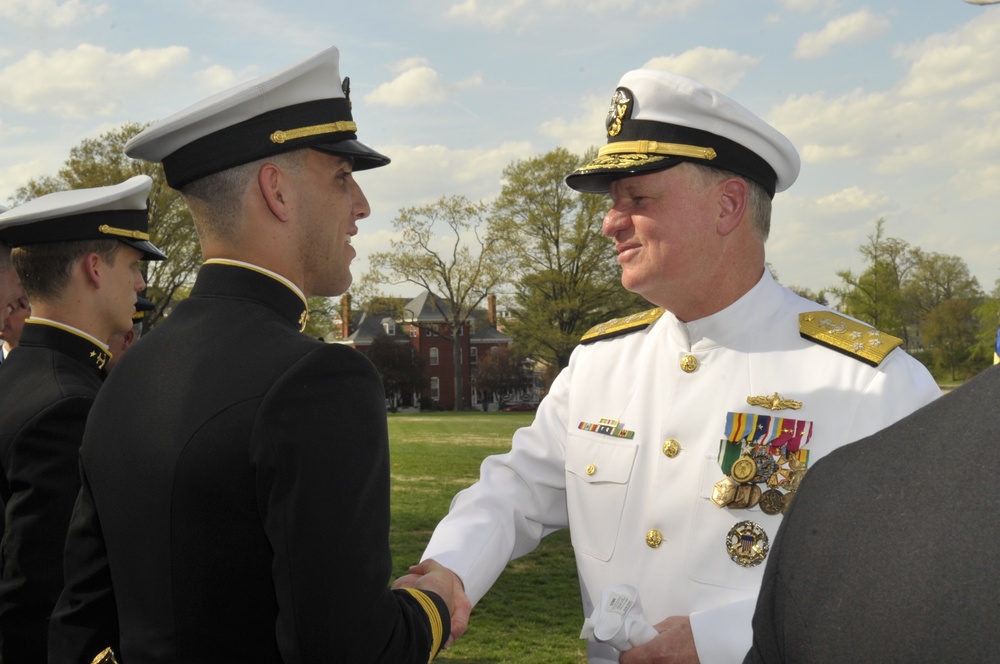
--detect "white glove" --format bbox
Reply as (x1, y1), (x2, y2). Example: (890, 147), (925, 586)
(580, 584), (659, 652)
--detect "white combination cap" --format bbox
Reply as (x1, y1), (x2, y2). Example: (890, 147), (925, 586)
(566, 69), (800, 198)
(0, 175), (166, 260)
(125, 45), (390, 189)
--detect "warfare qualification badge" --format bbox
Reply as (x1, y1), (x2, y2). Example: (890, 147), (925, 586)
(726, 521), (769, 567)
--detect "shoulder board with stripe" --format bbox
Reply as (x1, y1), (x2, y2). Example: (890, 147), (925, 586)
(798, 311), (903, 367)
(580, 308), (665, 344)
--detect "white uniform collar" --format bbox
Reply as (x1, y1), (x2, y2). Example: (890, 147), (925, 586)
(656, 269), (784, 350)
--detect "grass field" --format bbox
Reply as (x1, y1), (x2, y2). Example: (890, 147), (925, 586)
(388, 411), (588, 663)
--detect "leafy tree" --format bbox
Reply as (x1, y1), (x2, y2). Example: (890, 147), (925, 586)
(489, 147), (647, 372)
(366, 333), (426, 412)
(829, 218), (915, 343)
(972, 277), (1000, 367)
(474, 345), (530, 405)
(9, 122), (201, 328)
(363, 195), (513, 410)
(905, 249), (982, 318)
(786, 285), (828, 306)
(922, 298), (981, 380)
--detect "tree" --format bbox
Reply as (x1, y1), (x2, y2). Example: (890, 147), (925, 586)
(489, 147), (647, 372)
(829, 218), (915, 343)
(10, 123), (201, 328)
(972, 277), (1000, 367)
(922, 298), (981, 380)
(366, 334), (426, 412)
(364, 195), (513, 410)
(474, 345), (530, 406)
(905, 249), (983, 317)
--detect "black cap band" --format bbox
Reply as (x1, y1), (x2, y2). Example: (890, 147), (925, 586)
(162, 98), (386, 189)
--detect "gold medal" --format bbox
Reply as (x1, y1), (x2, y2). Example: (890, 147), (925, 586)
(746, 483), (762, 509)
(759, 488), (784, 515)
(712, 477), (738, 507)
(783, 469), (806, 492)
(726, 520), (770, 567)
(728, 483), (752, 509)
(731, 456), (757, 483)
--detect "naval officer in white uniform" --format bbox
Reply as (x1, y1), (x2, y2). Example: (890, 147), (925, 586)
(399, 69), (941, 663)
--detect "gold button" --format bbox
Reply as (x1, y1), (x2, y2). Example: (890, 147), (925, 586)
(680, 355), (698, 373)
(645, 529), (663, 548)
(586, 464), (597, 476)
(663, 439), (681, 458)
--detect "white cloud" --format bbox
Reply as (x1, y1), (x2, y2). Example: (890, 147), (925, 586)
(643, 47), (762, 92)
(794, 9), (891, 59)
(445, 0), (534, 29)
(894, 10), (1000, 98)
(366, 66), (450, 107)
(192, 65), (240, 92)
(444, 0), (701, 29)
(359, 141), (534, 215)
(815, 186), (890, 214)
(0, 0), (108, 28)
(0, 45), (191, 119)
(580, 0), (703, 17)
(779, 0), (839, 12)
(538, 93), (607, 153)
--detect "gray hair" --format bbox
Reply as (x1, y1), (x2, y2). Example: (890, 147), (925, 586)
(685, 162), (772, 243)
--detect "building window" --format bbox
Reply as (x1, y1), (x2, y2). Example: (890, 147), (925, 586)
(430, 377), (440, 401)
(408, 324), (418, 338)
(429, 347), (439, 366)
(470, 347), (477, 367)
(382, 318), (395, 336)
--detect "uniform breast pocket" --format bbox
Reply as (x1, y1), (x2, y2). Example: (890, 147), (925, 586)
(564, 434), (637, 562)
(684, 454), (773, 591)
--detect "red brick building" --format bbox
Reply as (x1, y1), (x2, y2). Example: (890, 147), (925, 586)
(332, 291), (513, 410)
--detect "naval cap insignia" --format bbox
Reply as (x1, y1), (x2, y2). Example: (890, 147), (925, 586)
(726, 520), (770, 567)
(606, 87), (632, 138)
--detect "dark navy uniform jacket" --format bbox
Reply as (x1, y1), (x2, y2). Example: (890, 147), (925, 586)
(49, 263), (448, 663)
(745, 365), (1000, 663)
(0, 322), (107, 664)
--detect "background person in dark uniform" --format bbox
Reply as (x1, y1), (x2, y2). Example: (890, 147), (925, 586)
(743, 364), (1000, 664)
(104, 296), (152, 373)
(49, 45), (457, 664)
(0, 205), (24, 333)
(0, 176), (164, 664)
(0, 289), (28, 363)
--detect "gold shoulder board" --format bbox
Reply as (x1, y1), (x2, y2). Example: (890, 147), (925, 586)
(798, 312), (903, 367)
(580, 308), (665, 344)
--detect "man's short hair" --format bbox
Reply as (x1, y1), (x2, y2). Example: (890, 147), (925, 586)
(13, 240), (122, 301)
(181, 150), (309, 242)
(686, 162), (772, 243)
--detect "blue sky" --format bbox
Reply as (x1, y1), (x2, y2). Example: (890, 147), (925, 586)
(2, 0), (999, 300)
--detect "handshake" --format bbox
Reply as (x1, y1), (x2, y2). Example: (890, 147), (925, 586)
(392, 559), (472, 648)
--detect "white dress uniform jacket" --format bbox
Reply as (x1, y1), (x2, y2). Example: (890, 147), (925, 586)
(422, 270), (940, 663)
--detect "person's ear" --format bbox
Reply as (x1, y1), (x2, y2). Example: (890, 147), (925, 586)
(81, 252), (103, 288)
(717, 177), (749, 236)
(258, 162), (294, 223)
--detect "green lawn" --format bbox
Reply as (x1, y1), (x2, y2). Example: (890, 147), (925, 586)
(388, 411), (587, 663)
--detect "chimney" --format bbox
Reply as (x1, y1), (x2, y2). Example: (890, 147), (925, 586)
(341, 293), (352, 339)
(487, 294), (497, 328)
